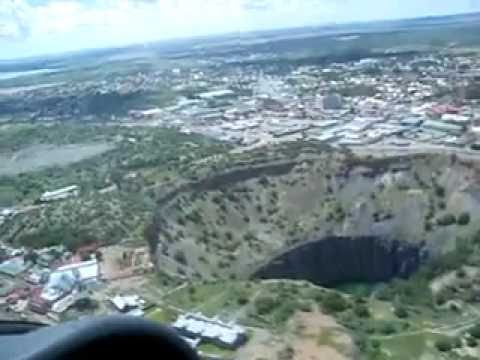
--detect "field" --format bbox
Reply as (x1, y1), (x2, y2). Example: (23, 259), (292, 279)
(0, 143), (112, 176)
(0, 123), (230, 248)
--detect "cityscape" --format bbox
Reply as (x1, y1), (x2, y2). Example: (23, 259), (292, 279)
(1, 9), (480, 360)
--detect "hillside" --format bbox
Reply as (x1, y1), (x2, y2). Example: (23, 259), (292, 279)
(148, 145), (480, 283)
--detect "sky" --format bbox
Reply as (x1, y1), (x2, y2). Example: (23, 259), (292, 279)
(0, 0), (480, 60)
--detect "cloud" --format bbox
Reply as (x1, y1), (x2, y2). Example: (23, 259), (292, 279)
(242, 0), (270, 11)
(1, 0), (480, 59)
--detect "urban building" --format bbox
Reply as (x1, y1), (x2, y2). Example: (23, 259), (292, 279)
(40, 185), (79, 202)
(173, 312), (247, 349)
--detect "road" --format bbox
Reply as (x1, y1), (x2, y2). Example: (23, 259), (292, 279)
(350, 143), (480, 161)
(371, 316), (480, 341)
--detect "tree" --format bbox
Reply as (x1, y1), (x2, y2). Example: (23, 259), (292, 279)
(469, 324), (480, 339)
(144, 222), (158, 254)
(435, 338), (452, 352)
(467, 337), (478, 347)
(437, 214), (456, 226)
(456, 268), (467, 278)
(322, 292), (349, 313)
(174, 250), (187, 265)
(435, 185), (445, 198)
(254, 295), (277, 315)
(394, 306), (409, 319)
(457, 212), (471, 226)
(354, 304), (370, 318)
(379, 323), (396, 335)
(425, 221), (433, 232)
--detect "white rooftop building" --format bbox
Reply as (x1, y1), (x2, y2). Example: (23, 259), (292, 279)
(56, 260), (99, 284)
(173, 313), (247, 349)
(110, 294), (145, 313)
(40, 185), (79, 202)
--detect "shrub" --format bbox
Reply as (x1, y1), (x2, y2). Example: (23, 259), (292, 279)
(469, 324), (480, 339)
(456, 268), (467, 278)
(436, 293), (447, 306)
(467, 337), (478, 347)
(237, 296), (249, 306)
(435, 338), (452, 352)
(457, 212), (471, 226)
(354, 304), (371, 318)
(254, 296), (277, 315)
(322, 292), (349, 313)
(298, 301), (312, 312)
(394, 306), (409, 319)
(174, 249), (187, 265)
(379, 323), (396, 335)
(425, 221), (432, 232)
(437, 214), (456, 226)
(435, 185), (446, 198)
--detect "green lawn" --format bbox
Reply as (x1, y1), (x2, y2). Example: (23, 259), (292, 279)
(380, 332), (451, 360)
(145, 306), (179, 324)
(197, 342), (235, 359)
(165, 282), (257, 318)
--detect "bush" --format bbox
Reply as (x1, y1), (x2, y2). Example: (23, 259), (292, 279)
(453, 337), (462, 348)
(237, 296), (249, 306)
(254, 296), (277, 315)
(298, 301), (313, 312)
(457, 212), (471, 226)
(456, 268), (467, 278)
(173, 249), (187, 265)
(435, 338), (453, 352)
(425, 221), (432, 232)
(469, 324), (480, 339)
(467, 337), (478, 347)
(437, 214), (456, 226)
(379, 323), (396, 335)
(322, 292), (349, 313)
(435, 185), (446, 198)
(354, 304), (370, 318)
(394, 306), (409, 319)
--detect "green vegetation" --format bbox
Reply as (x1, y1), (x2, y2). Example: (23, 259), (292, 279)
(197, 343), (235, 358)
(457, 212), (471, 226)
(437, 213), (456, 226)
(434, 338), (454, 352)
(145, 307), (179, 324)
(469, 324), (480, 339)
(393, 306), (408, 319)
(0, 124), (230, 249)
(321, 292), (349, 313)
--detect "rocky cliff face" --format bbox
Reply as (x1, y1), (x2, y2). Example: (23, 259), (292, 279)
(254, 236), (423, 286)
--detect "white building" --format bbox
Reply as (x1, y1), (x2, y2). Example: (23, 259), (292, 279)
(51, 293), (76, 314)
(173, 313), (247, 349)
(40, 185), (79, 202)
(55, 260), (99, 285)
(110, 294), (145, 313)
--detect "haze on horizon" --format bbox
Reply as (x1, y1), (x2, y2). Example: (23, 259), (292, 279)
(1, 0), (480, 60)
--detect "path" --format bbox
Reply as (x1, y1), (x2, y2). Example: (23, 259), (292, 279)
(231, 288), (263, 322)
(371, 317), (480, 341)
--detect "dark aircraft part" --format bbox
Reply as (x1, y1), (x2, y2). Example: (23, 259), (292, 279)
(0, 316), (199, 360)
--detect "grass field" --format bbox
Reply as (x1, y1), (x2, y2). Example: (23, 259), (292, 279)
(380, 332), (452, 360)
(197, 343), (235, 359)
(145, 306), (179, 324)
